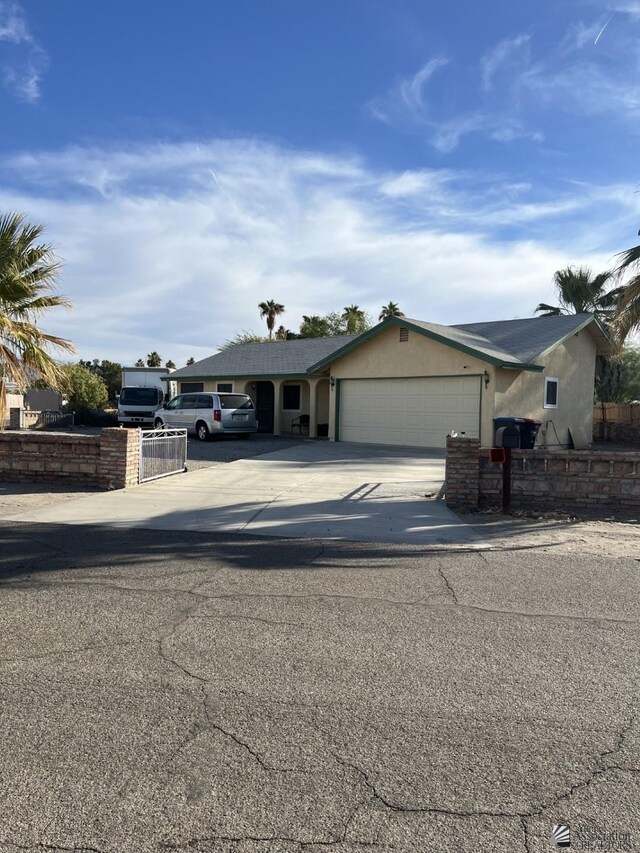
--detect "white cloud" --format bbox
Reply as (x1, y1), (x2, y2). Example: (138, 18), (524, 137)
(398, 57), (450, 115)
(481, 34), (530, 92)
(1, 139), (635, 364)
(0, 0), (48, 102)
(369, 5), (640, 152)
(607, 1), (640, 15)
(367, 53), (542, 152)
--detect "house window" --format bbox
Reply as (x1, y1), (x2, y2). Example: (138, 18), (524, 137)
(399, 328), (409, 342)
(544, 377), (559, 408)
(282, 384), (301, 410)
(180, 382), (204, 393)
(217, 383), (233, 392)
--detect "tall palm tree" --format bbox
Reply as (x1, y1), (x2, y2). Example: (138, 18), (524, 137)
(613, 235), (640, 342)
(379, 301), (405, 321)
(534, 266), (619, 318)
(258, 300), (285, 340)
(0, 212), (74, 426)
(342, 304), (365, 334)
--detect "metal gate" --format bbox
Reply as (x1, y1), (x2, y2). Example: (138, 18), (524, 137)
(139, 427), (187, 483)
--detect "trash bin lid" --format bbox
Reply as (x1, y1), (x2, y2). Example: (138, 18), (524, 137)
(520, 418), (542, 425)
(494, 417), (525, 424)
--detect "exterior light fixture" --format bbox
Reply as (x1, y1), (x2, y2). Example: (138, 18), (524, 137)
(483, 370), (490, 389)
(330, 377), (335, 388)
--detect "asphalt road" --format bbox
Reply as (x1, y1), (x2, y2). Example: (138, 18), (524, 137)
(0, 522), (638, 852)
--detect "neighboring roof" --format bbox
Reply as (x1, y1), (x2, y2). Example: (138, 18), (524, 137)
(167, 335), (357, 380)
(168, 313), (611, 381)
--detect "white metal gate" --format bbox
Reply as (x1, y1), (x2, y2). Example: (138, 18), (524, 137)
(139, 427), (187, 483)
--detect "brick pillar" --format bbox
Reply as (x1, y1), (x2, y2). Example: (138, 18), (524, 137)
(99, 428), (140, 489)
(445, 436), (480, 511)
(9, 407), (23, 430)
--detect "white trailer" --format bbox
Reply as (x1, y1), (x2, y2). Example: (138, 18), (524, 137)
(117, 367), (176, 426)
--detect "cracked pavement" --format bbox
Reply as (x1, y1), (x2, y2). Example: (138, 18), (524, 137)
(0, 521), (638, 852)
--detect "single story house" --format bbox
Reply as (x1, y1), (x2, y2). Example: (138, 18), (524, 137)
(165, 313), (612, 448)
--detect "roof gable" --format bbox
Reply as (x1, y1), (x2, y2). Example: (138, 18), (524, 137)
(454, 313), (610, 363)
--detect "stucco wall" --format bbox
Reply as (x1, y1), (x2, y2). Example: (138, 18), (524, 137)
(494, 328), (597, 446)
(327, 325), (495, 442)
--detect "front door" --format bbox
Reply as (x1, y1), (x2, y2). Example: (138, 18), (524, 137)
(255, 382), (274, 433)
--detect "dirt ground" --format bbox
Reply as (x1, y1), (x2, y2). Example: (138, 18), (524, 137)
(463, 510), (640, 558)
(0, 480), (637, 557)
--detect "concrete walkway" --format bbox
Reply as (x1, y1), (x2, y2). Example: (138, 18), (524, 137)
(6, 442), (479, 545)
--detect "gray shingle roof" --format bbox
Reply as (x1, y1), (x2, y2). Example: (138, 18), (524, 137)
(169, 335), (357, 379)
(453, 312), (600, 363)
(169, 313), (606, 380)
(399, 317), (525, 364)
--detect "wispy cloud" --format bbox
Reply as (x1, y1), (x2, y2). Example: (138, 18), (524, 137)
(481, 34), (530, 92)
(0, 1), (48, 102)
(368, 3), (640, 152)
(367, 57), (541, 153)
(1, 139), (636, 363)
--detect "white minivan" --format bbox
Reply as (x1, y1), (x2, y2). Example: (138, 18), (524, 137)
(154, 392), (258, 441)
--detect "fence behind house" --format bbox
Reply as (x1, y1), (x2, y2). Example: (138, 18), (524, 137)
(593, 402), (640, 423)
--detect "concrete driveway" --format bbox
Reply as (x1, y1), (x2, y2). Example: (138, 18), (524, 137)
(7, 442), (478, 545)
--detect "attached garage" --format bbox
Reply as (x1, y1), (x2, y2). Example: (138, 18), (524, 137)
(337, 376), (481, 448)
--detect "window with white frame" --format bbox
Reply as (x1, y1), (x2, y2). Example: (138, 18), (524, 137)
(544, 377), (559, 408)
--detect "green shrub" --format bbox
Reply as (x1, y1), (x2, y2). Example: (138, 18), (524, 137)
(62, 363), (108, 414)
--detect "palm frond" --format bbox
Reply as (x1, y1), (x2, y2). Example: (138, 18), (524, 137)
(0, 212), (73, 427)
(615, 243), (640, 275)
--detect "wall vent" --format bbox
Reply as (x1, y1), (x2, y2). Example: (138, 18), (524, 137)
(399, 328), (409, 342)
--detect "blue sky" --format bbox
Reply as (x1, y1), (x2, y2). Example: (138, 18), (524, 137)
(1, 0), (639, 364)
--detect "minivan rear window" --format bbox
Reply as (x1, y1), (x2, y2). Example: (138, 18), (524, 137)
(219, 394), (254, 410)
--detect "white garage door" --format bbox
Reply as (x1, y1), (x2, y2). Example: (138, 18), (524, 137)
(338, 377), (481, 448)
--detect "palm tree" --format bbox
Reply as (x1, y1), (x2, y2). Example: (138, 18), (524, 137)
(258, 300), (285, 340)
(135, 358), (145, 367)
(379, 301), (405, 321)
(613, 235), (640, 342)
(0, 212), (74, 427)
(342, 304), (366, 334)
(534, 266), (619, 318)
(146, 351), (162, 367)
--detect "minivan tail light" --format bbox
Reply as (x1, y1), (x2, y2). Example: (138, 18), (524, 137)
(214, 409), (222, 422)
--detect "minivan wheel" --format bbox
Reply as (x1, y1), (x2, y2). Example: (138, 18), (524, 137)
(154, 418), (164, 429)
(196, 421), (210, 442)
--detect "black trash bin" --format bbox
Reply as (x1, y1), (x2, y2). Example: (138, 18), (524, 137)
(519, 418), (542, 449)
(494, 417), (524, 448)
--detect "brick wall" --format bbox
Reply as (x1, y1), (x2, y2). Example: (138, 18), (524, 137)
(445, 437), (481, 511)
(0, 428), (140, 489)
(445, 436), (640, 512)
